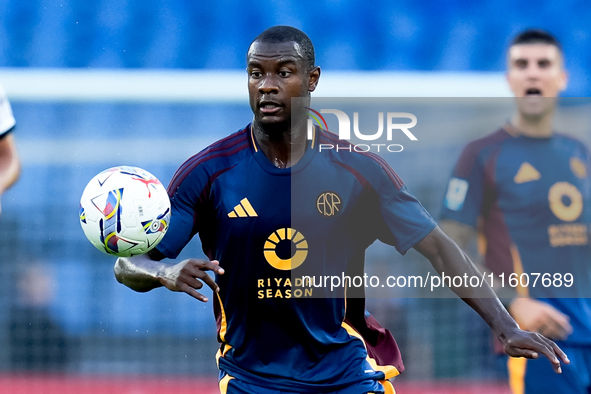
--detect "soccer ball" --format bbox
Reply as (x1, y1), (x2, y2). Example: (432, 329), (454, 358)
(79, 166), (171, 257)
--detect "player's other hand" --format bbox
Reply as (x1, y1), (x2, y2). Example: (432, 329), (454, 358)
(500, 327), (569, 374)
(159, 259), (224, 302)
(509, 298), (573, 340)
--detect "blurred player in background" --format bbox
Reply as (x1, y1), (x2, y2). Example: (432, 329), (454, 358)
(115, 26), (567, 394)
(9, 263), (72, 372)
(0, 82), (20, 217)
(441, 29), (591, 393)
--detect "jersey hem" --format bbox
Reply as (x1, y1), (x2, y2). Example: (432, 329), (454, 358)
(218, 358), (385, 393)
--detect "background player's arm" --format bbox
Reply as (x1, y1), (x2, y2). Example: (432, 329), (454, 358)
(114, 251), (224, 302)
(414, 226), (568, 372)
(439, 219), (475, 254)
(0, 133), (20, 214)
(440, 219), (572, 340)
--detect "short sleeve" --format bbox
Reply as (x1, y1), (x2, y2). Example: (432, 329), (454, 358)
(379, 185), (437, 255)
(0, 84), (16, 137)
(343, 153), (437, 255)
(440, 142), (487, 228)
(155, 162), (209, 259)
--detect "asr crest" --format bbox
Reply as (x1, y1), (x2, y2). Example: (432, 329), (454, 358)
(316, 191), (341, 218)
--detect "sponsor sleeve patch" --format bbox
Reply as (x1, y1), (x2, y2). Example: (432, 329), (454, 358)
(444, 178), (469, 211)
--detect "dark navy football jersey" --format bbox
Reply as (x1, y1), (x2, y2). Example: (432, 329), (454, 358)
(441, 126), (591, 344)
(156, 124), (436, 392)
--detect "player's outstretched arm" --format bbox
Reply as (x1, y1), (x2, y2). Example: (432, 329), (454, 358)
(439, 219), (476, 254)
(413, 226), (569, 373)
(114, 251), (224, 302)
(441, 219), (573, 340)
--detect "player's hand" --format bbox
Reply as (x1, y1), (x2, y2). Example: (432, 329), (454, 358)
(499, 326), (569, 373)
(509, 298), (573, 340)
(159, 259), (224, 302)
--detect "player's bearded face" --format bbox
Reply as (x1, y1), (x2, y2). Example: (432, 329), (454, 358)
(247, 41), (318, 128)
(507, 44), (567, 117)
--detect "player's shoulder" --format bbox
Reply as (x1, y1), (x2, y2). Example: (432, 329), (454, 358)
(554, 132), (590, 156)
(169, 125), (251, 188)
(462, 128), (513, 157)
(453, 128), (512, 177)
(316, 128), (404, 191)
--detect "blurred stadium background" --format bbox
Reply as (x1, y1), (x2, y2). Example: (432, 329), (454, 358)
(0, 1), (590, 393)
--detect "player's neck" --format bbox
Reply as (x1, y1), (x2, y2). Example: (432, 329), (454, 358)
(509, 112), (554, 138)
(252, 121), (307, 169)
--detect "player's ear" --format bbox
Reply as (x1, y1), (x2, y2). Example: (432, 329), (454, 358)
(308, 66), (321, 93)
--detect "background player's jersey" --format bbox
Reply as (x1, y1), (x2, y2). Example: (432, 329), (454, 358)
(156, 124), (436, 392)
(441, 126), (591, 345)
(0, 83), (16, 137)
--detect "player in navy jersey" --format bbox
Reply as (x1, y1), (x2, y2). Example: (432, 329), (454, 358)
(115, 26), (567, 394)
(0, 82), (20, 218)
(441, 29), (591, 393)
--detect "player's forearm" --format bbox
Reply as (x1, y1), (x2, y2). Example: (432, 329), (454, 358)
(440, 220), (518, 308)
(439, 220), (474, 251)
(0, 135), (20, 193)
(415, 227), (520, 336)
(462, 283), (521, 339)
(114, 254), (168, 292)
(437, 248), (518, 334)
(439, 253), (520, 337)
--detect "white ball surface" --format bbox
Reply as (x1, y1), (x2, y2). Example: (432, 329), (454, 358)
(79, 166), (171, 257)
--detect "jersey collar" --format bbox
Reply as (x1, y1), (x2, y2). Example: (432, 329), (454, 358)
(248, 123), (317, 175)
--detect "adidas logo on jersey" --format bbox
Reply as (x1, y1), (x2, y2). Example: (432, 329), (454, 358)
(228, 198), (258, 218)
(514, 162), (541, 184)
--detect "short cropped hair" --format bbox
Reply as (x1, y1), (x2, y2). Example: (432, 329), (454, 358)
(249, 26), (315, 70)
(511, 29), (563, 53)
